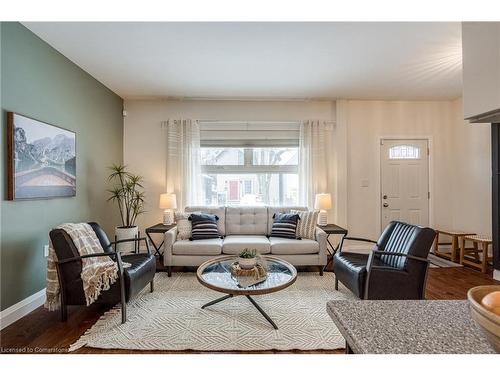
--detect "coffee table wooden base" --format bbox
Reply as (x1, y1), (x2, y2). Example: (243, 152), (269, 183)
(201, 294), (279, 330)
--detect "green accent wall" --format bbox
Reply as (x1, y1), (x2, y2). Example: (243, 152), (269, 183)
(0, 23), (123, 311)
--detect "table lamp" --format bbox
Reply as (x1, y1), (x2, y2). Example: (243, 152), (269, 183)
(314, 193), (332, 226)
(159, 193), (177, 225)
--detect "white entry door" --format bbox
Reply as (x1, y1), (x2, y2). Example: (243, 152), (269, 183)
(380, 139), (430, 230)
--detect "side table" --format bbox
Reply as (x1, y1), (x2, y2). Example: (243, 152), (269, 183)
(319, 223), (348, 272)
(460, 234), (493, 273)
(145, 223), (176, 258)
(433, 229), (476, 262)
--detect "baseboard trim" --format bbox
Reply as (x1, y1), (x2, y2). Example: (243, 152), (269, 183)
(494, 269), (500, 281)
(0, 288), (46, 330)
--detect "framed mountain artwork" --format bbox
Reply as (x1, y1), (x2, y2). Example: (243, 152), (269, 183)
(6, 112), (76, 200)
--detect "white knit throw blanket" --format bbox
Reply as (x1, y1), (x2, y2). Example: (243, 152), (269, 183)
(45, 223), (120, 311)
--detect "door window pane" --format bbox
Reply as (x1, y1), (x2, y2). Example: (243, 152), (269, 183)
(389, 145), (421, 159)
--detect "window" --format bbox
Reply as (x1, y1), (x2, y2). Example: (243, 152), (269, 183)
(389, 145), (421, 159)
(201, 147), (244, 165)
(201, 147), (299, 206)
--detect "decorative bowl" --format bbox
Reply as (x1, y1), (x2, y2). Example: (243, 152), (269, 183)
(467, 285), (500, 353)
(237, 257), (257, 269)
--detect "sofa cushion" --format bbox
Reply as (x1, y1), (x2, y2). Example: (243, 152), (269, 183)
(185, 206), (226, 236)
(226, 207), (268, 235)
(172, 238), (222, 255)
(189, 213), (221, 240)
(270, 237), (319, 254)
(222, 235), (271, 254)
(290, 210), (319, 240)
(270, 212), (300, 239)
(267, 206), (308, 235)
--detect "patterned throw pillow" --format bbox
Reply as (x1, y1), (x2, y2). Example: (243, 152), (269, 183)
(291, 210), (319, 240)
(175, 212), (192, 240)
(270, 212), (300, 239)
(189, 213), (220, 240)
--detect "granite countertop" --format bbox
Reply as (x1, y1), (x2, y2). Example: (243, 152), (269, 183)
(326, 300), (496, 354)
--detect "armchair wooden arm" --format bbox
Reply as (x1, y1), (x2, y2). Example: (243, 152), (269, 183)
(369, 249), (429, 264)
(106, 236), (151, 255)
(56, 251), (119, 265)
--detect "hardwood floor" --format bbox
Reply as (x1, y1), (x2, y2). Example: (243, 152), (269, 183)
(1, 265), (498, 354)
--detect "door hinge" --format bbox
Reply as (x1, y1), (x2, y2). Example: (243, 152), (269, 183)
(428, 191), (430, 199)
(427, 148), (430, 156)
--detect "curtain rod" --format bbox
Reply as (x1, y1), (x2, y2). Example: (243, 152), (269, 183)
(197, 120), (335, 124)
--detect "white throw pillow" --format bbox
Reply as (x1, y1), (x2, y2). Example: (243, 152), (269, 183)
(290, 210), (318, 240)
(175, 212), (192, 240)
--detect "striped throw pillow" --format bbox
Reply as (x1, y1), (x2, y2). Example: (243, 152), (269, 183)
(270, 212), (300, 239)
(290, 210), (319, 240)
(189, 213), (220, 240)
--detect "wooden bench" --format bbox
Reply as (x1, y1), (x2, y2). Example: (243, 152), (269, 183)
(433, 229), (475, 262)
(460, 234), (493, 273)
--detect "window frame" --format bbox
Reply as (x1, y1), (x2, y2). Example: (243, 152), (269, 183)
(201, 148), (299, 174)
(200, 146), (299, 206)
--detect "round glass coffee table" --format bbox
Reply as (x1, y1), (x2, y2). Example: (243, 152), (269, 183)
(196, 255), (297, 329)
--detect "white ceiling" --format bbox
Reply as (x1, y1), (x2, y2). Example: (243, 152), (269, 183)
(23, 22), (462, 100)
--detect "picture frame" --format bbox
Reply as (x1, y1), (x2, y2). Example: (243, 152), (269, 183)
(6, 112), (76, 200)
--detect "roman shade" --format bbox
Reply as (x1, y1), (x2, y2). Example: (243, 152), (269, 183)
(199, 121), (300, 147)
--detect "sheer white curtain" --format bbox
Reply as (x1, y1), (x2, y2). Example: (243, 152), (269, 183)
(299, 120), (335, 209)
(163, 119), (202, 208)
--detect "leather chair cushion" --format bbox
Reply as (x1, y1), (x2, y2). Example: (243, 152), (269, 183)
(333, 252), (369, 298)
(270, 237), (319, 254)
(121, 253), (156, 301)
(222, 235), (271, 254)
(87, 222), (113, 253)
(173, 238), (223, 255)
(380, 222), (417, 269)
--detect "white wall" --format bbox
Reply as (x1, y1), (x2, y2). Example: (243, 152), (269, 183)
(340, 98), (491, 248)
(124, 98), (492, 250)
(123, 99), (336, 231)
(450, 98), (492, 235)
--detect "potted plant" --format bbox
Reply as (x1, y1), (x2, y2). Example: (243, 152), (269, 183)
(238, 248), (258, 269)
(107, 164), (146, 252)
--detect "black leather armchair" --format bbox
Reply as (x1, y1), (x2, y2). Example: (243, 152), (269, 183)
(49, 222), (156, 323)
(332, 221), (436, 300)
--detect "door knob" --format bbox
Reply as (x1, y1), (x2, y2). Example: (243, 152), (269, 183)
(383, 203), (389, 208)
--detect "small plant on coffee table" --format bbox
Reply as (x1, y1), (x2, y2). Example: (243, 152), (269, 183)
(239, 249), (257, 258)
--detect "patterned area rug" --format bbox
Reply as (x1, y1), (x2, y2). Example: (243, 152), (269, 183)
(69, 272), (355, 352)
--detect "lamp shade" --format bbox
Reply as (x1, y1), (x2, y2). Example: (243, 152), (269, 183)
(314, 193), (332, 210)
(159, 193), (177, 210)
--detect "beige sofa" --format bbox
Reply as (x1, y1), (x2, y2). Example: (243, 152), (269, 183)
(163, 206), (328, 276)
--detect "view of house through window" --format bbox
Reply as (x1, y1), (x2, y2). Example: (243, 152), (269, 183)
(201, 147), (299, 206)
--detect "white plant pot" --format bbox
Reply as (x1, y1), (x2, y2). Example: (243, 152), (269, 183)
(115, 226), (139, 253)
(238, 257), (257, 270)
